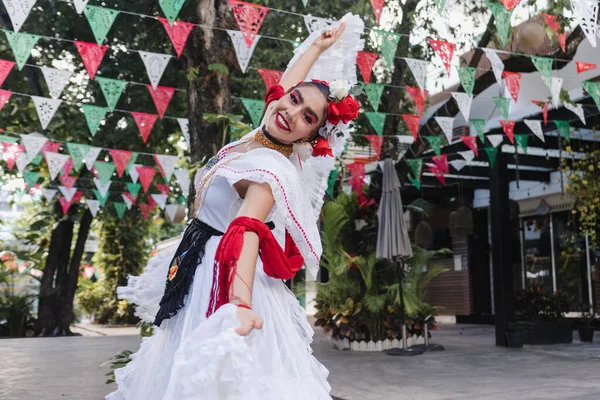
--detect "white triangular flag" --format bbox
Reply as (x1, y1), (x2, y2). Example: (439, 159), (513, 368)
(571, 0), (598, 47)
(43, 188), (57, 201)
(16, 153), (28, 173)
(129, 163), (140, 183)
(138, 51), (172, 89)
(458, 150), (475, 162)
(482, 48), (504, 85)
(451, 92), (473, 121)
(551, 77), (563, 106)
(303, 15), (333, 33)
(151, 194), (168, 210)
(165, 204), (179, 222)
(2, 0), (37, 32)
(44, 152), (70, 180)
(449, 159), (467, 172)
(564, 102), (586, 124)
(59, 186), (77, 202)
(121, 194), (133, 209)
(84, 146), (102, 171)
(154, 154), (178, 181)
(404, 58), (429, 92)
(20, 132), (48, 162)
(435, 116), (455, 144)
(177, 118), (189, 145)
(524, 119), (545, 142)
(40, 67), (72, 99)
(93, 178), (111, 198)
(31, 96), (62, 130)
(86, 199), (100, 216)
(174, 168), (190, 196)
(227, 30), (260, 74)
(487, 134), (504, 148)
(72, 0), (89, 14)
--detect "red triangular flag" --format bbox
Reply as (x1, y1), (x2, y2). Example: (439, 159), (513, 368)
(2, 143), (23, 170)
(460, 136), (479, 157)
(433, 154), (448, 174)
(75, 41), (108, 80)
(500, 0), (521, 10)
(43, 141), (61, 154)
(124, 192), (137, 205)
(139, 203), (153, 219)
(147, 194), (157, 209)
(542, 14), (566, 52)
(0, 89), (12, 111)
(146, 85), (175, 119)
(401, 114), (421, 140)
(155, 183), (170, 195)
(357, 52), (378, 85)
(58, 196), (72, 214)
(228, 0), (269, 48)
(370, 0), (385, 23)
(406, 86), (428, 115)
(62, 158), (74, 176)
(73, 191), (83, 204)
(532, 100), (549, 126)
(158, 18), (194, 57)
(500, 120), (515, 144)
(59, 175), (77, 190)
(257, 69), (284, 90)
(136, 165), (157, 193)
(108, 149), (133, 177)
(365, 134), (384, 159)
(429, 165), (446, 186)
(428, 39), (455, 76)
(502, 71), (522, 102)
(575, 61), (597, 74)
(130, 112), (158, 143)
(0, 60), (15, 87)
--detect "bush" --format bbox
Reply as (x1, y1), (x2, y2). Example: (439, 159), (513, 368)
(514, 284), (571, 321)
(75, 278), (106, 320)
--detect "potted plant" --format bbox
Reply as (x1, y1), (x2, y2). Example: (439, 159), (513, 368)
(514, 284), (573, 345)
(578, 312), (595, 342)
(505, 322), (524, 348)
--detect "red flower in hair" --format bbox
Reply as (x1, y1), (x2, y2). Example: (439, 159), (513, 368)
(327, 101), (341, 125)
(337, 96), (360, 124)
(312, 137), (333, 157)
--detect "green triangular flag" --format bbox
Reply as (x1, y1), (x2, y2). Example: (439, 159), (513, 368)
(126, 182), (141, 197)
(583, 81), (600, 111)
(406, 158), (423, 177)
(83, 5), (120, 46)
(82, 104), (108, 136)
(408, 174), (421, 190)
(0, 135), (19, 144)
(94, 161), (115, 183)
(457, 66), (476, 94)
(554, 120), (571, 142)
(487, 2), (513, 46)
(470, 119), (487, 143)
(93, 189), (109, 207)
(484, 147), (497, 167)
(362, 83), (385, 111)
(372, 30), (401, 68)
(23, 171), (40, 188)
(492, 96), (510, 120)
(66, 143), (91, 172)
(514, 134), (528, 154)
(4, 30), (41, 70)
(240, 98), (265, 128)
(126, 152), (139, 172)
(530, 56), (553, 88)
(96, 77), (127, 112)
(31, 153), (42, 165)
(113, 202), (126, 219)
(434, 0), (445, 14)
(326, 168), (339, 198)
(425, 136), (443, 156)
(365, 112), (386, 136)
(159, 0), (186, 25)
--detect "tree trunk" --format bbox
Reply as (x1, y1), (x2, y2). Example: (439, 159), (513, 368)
(184, 0), (236, 217)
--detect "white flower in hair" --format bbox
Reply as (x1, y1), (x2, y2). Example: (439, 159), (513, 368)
(293, 141), (313, 162)
(329, 79), (351, 101)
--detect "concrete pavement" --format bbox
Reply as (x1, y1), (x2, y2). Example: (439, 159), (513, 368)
(0, 324), (599, 400)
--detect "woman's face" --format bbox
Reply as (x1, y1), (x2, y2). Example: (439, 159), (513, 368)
(265, 85), (328, 144)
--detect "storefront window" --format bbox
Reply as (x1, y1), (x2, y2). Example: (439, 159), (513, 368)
(522, 215), (553, 292)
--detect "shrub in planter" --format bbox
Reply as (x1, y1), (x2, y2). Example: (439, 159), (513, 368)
(578, 312), (596, 343)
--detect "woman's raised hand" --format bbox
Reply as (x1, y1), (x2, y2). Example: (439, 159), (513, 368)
(235, 306), (264, 336)
(312, 22), (346, 53)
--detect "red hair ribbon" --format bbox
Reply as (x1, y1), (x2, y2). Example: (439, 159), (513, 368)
(312, 137), (333, 157)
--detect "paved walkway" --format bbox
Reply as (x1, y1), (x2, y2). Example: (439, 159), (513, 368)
(0, 324), (599, 400)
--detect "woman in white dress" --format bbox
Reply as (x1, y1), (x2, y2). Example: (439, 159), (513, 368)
(106, 13), (364, 400)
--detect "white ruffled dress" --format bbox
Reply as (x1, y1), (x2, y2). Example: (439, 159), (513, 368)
(106, 147), (331, 400)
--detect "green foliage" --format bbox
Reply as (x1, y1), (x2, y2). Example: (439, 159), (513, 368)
(514, 284), (572, 321)
(0, 294), (36, 337)
(75, 277), (106, 320)
(208, 63), (230, 76)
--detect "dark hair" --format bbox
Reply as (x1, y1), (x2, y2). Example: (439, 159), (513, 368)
(295, 81), (330, 139)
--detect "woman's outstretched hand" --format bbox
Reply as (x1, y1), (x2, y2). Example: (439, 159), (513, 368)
(235, 306), (264, 336)
(312, 22), (346, 53)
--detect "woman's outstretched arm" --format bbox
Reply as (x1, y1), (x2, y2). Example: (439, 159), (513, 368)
(278, 22), (346, 91)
